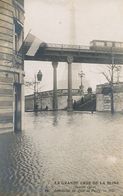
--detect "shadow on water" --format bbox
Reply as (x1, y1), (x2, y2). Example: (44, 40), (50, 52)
(25, 110), (123, 129)
(52, 111), (58, 126)
(30, 111), (60, 127)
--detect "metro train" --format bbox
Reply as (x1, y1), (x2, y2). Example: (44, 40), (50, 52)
(37, 39), (123, 53)
(90, 40), (123, 52)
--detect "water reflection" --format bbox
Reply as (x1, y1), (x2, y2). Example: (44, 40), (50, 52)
(0, 111), (123, 195)
(52, 111), (58, 126)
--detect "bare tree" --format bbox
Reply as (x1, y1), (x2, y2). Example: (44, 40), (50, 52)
(102, 56), (122, 114)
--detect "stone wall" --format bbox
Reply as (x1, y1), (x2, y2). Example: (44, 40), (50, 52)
(96, 83), (123, 112)
(25, 90), (82, 111)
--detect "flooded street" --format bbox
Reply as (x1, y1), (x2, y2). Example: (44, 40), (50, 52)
(0, 111), (123, 195)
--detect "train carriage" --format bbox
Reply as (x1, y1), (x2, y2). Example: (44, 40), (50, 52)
(90, 40), (123, 52)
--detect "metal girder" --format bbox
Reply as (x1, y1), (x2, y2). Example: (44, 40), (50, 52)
(24, 45), (123, 65)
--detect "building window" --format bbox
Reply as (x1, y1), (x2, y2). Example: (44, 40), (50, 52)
(16, 0), (24, 6)
(13, 18), (23, 53)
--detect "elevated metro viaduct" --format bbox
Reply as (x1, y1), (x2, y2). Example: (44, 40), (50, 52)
(24, 41), (123, 112)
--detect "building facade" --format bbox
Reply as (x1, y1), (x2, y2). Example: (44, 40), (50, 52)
(0, 0), (24, 132)
(96, 83), (123, 112)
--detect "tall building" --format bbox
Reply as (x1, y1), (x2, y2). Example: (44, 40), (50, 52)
(0, 0), (24, 132)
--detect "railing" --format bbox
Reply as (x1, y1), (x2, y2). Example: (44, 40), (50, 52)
(25, 89), (83, 99)
(46, 43), (90, 50)
(40, 89), (81, 98)
(36, 89), (96, 98)
(45, 42), (123, 53)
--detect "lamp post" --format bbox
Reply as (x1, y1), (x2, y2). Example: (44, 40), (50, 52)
(78, 70), (85, 94)
(34, 70), (43, 112)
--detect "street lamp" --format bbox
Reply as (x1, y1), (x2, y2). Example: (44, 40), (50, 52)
(78, 70), (85, 94)
(34, 70), (43, 112)
(37, 70), (43, 81)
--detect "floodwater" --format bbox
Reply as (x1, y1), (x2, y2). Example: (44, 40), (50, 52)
(0, 111), (123, 196)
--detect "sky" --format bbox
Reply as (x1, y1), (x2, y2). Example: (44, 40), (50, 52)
(24, 0), (123, 95)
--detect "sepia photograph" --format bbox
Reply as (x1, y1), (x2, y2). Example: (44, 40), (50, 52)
(0, 0), (123, 195)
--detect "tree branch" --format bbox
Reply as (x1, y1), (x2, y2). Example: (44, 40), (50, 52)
(101, 72), (111, 83)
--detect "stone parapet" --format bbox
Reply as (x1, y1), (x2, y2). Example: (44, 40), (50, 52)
(25, 89), (82, 111)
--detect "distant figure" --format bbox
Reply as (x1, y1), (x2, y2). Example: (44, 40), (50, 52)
(45, 105), (48, 111)
(91, 107), (94, 114)
(81, 97), (84, 104)
(34, 104), (38, 111)
(73, 100), (77, 109)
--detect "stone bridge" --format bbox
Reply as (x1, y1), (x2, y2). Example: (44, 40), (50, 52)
(25, 89), (83, 111)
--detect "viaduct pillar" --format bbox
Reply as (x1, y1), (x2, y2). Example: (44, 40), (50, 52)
(52, 61), (58, 110)
(67, 56), (73, 111)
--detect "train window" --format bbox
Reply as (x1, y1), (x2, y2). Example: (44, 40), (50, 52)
(106, 42), (112, 47)
(121, 43), (123, 48)
(90, 41), (94, 46)
(115, 43), (121, 48)
(95, 41), (104, 47)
